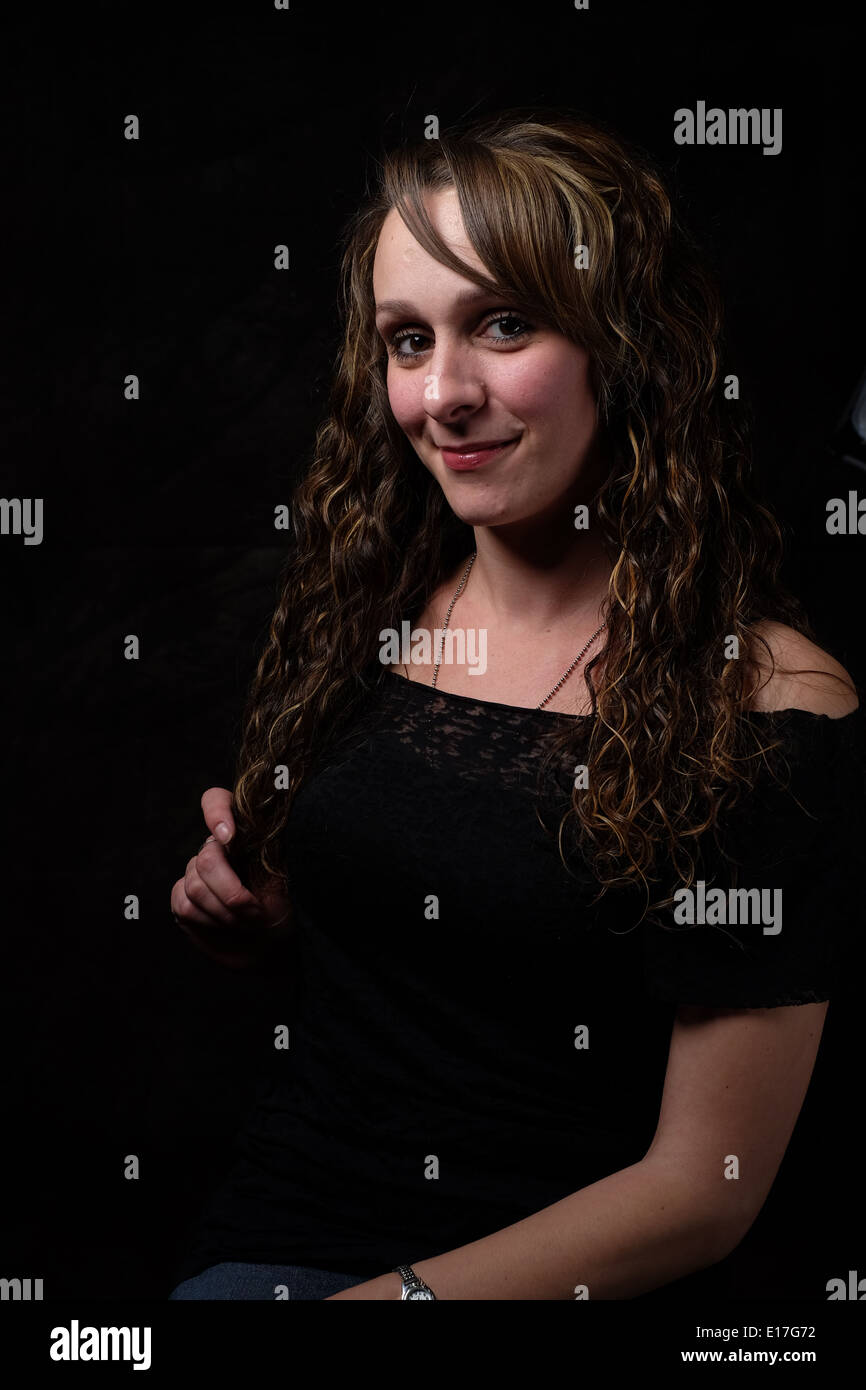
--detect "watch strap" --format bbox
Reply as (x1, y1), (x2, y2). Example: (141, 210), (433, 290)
(392, 1263), (437, 1299)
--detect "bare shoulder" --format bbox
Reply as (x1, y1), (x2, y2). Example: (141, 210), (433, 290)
(747, 621), (860, 718)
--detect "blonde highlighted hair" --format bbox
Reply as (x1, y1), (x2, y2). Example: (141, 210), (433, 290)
(230, 106), (846, 917)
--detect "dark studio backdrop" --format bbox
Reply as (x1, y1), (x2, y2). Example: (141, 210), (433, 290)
(3, 0), (864, 1306)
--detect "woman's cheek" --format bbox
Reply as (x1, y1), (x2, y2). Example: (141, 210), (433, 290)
(386, 371), (418, 431)
(501, 354), (567, 413)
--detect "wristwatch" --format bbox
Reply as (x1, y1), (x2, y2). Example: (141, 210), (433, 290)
(392, 1263), (437, 1300)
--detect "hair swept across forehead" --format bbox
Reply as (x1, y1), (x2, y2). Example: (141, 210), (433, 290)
(368, 109), (711, 428)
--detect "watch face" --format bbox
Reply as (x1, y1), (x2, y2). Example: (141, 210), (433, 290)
(406, 1288), (435, 1300)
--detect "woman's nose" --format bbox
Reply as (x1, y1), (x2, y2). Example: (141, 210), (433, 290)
(421, 347), (486, 413)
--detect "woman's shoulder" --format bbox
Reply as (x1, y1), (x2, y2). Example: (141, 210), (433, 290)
(746, 620), (860, 719)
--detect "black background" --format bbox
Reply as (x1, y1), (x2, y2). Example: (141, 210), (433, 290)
(3, 0), (864, 1302)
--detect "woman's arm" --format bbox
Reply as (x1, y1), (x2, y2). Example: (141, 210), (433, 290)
(327, 1000), (828, 1299)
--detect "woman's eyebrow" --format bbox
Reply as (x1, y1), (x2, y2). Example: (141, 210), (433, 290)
(374, 287), (503, 318)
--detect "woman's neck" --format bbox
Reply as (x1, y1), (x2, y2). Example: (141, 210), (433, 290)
(463, 527), (614, 633)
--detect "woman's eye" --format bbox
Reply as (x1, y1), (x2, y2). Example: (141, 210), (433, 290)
(385, 313), (533, 361)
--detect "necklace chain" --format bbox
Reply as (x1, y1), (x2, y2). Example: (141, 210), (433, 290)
(431, 550), (606, 710)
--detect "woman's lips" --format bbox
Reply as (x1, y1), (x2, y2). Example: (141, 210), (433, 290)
(439, 438), (519, 471)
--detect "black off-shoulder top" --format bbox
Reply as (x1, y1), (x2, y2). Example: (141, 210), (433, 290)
(171, 672), (865, 1290)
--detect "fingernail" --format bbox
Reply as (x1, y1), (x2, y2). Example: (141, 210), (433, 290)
(215, 822), (231, 843)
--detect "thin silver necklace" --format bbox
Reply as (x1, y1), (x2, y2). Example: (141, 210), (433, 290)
(431, 550), (607, 710)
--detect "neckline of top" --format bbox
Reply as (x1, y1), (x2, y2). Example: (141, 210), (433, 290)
(384, 668), (591, 720)
(383, 669), (862, 725)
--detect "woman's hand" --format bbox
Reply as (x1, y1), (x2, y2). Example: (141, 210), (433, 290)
(170, 786), (292, 967)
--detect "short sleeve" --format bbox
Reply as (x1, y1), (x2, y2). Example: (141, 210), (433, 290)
(641, 706), (865, 1007)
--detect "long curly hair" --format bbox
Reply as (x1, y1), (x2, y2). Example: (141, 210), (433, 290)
(229, 106), (848, 920)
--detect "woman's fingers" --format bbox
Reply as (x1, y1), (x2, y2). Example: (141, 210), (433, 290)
(185, 842), (264, 925)
(170, 875), (211, 928)
(170, 787), (291, 941)
(201, 787), (235, 845)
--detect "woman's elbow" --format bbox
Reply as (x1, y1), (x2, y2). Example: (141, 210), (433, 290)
(705, 1201), (765, 1266)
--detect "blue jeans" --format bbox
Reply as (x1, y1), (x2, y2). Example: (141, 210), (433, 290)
(169, 1261), (371, 1300)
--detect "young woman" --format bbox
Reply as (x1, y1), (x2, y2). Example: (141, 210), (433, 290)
(167, 108), (863, 1301)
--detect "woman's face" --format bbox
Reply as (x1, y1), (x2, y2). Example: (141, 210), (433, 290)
(372, 186), (602, 532)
